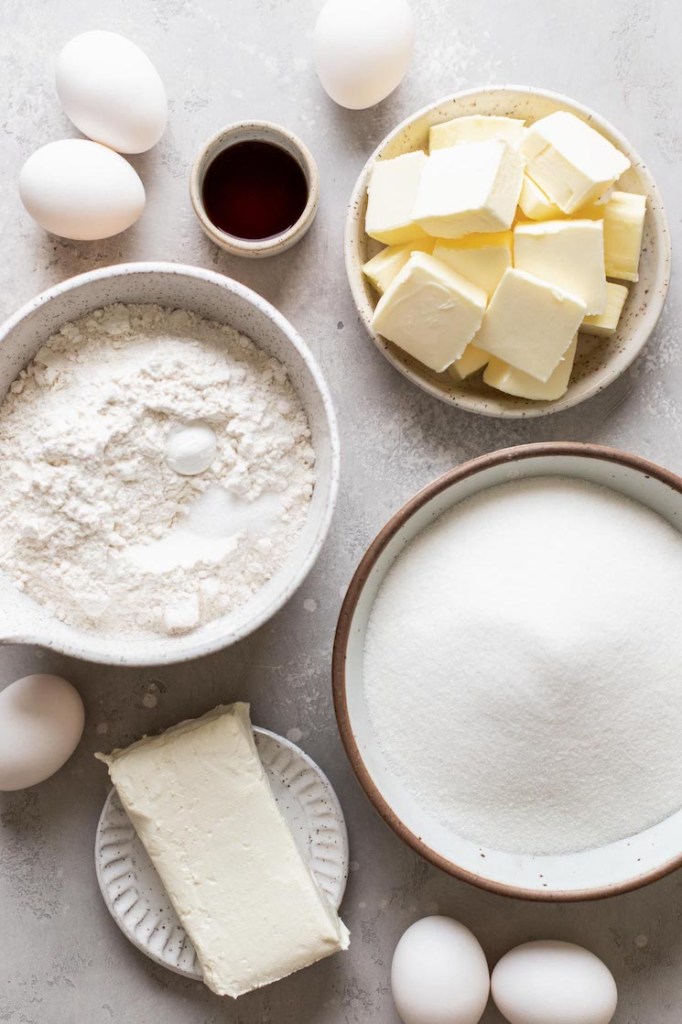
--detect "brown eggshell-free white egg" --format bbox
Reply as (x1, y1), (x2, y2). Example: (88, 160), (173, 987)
(56, 30), (167, 154)
(19, 139), (145, 240)
(391, 916), (490, 1024)
(491, 940), (617, 1024)
(0, 674), (85, 791)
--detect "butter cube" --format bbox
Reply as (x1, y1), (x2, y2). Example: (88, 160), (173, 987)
(484, 336), (578, 400)
(448, 343), (489, 381)
(412, 139), (525, 239)
(474, 268), (586, 382)
(517, 174), (563, 221)
(514, 219), (607, 315)
(365, 151), (429, 245)
(433, 232), (512, 299)
(520, 111), (630, 214)
(362, 239), (434, 295)
(581, 282), (629, 337)
(372, 252), (487, 372)
(430, 115), (526, 150)
(602, 191), (646, 282)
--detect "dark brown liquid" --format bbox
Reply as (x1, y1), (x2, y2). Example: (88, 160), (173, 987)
(202, 140), (309, 241)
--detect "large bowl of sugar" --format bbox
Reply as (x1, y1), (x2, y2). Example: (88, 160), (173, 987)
(0, 263), (339, 666)
(345, 86), (671, 418)
(333, 442), (682, 899)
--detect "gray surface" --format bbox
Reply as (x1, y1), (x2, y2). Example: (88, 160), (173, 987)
(0, 0), (680, 1020)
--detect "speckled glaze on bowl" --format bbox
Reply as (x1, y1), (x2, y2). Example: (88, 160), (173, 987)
(190, 121), (320, 258)
(0, 262), (339, 666)
(345, 86), (672, 418)
(334, 443), (682, 900)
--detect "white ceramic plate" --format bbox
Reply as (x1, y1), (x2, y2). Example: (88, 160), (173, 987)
(95, 727), (349, 979)
(0, 263), (339, 665)
(345, 86), (672, 418)
(334, 443), (682, 900)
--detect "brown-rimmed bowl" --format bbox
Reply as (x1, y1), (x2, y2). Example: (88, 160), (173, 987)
(333, 442), (682, 900)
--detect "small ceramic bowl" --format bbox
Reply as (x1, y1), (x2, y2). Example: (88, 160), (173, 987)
(345, 86), (672, 418)
(190, 120), (320, 258)
(333, 443), (682, 900)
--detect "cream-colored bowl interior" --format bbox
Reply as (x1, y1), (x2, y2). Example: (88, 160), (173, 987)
(345, 86), (672, 418)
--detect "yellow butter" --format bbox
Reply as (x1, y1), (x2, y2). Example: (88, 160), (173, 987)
(433, 232), (512, 299)
(484, 336), (578, 400)
(362, 239), (435, 295)
(581, 282), (629, 338)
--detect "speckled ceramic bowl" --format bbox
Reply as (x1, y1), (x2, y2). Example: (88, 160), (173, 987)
(345, 86), (672, 418)
(334, 443), (682, 900)
(190, 121), (320, 258)
(0, 263), (339, 666)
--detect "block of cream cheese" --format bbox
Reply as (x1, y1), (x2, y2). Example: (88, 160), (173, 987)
(448, 343), (489, 381)
(412, 139), (524, 238)
(520, 111), (630, 214)
(362, 238), (434, 294)
(517, 174), (563, 221)
(97, 704), (349, 998)
(372, 252), (487, 372)
(429, 115), (525, 150)
(601, 191), (646, 282)
(484, 335), (578, 400)
(365, 151), (429, 245)
(514, 219), (607, 315)
(474, 268), (586, 382)
(433, 231), (512, 298)
(581, 282), (629, 337)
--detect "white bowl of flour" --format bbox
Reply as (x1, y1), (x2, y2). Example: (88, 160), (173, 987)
(334, 443), (682, 899)
(0, 263), (338, 665)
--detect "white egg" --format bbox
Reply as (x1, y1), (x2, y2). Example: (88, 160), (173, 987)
(491, 940), (618, 1024)
(56, 30), (167, 154)
(0, 674), (85, 791)
(19, 139), (145, 241)
(392, 916), (490, 1024)
(314, 0), (414, 110)
(165, 423), (217, 476)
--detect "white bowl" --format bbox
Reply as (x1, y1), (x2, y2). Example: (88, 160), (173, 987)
(333, 443), (682, 900)
(345, 86), (672, 418)
(0, 263), (339, 666)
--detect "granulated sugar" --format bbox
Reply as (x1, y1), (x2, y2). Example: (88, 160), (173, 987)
(363, 477), (682, 855)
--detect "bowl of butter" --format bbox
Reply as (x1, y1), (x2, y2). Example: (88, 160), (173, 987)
(345, 85), (671, 418)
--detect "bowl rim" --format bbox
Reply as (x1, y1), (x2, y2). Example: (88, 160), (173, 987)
(344, 84), (673, 419)
(332, 441), (682, 901)
(0, 261), (340, 666)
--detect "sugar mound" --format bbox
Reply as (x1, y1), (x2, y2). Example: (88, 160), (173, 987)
(363, 477), (682, 855)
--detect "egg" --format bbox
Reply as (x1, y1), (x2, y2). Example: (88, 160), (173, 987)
(314, 0), (414, 110)
(491, 940), (618, 1024)
(19, 139), (145, 240)
(56, 30), (167, 154)
(391, 916), (490, 1024)
(0, 674), (85, 791)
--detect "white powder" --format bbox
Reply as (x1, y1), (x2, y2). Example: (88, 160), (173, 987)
(0, 303), (314, 637)
(363, 477), (682, 855)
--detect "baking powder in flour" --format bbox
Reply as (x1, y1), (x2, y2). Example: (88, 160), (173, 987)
(0, 304), (314, 636)
(363, 477), (682, 855)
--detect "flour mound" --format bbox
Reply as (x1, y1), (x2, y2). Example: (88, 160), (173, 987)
(0, 304), (315, 637)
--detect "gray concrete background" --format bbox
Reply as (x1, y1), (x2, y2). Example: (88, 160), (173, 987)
(1, 0), (681, 1020)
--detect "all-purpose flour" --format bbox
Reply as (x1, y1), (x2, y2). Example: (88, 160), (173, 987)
(363, 477), (682, 855)
(0, 304), (315, 636)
